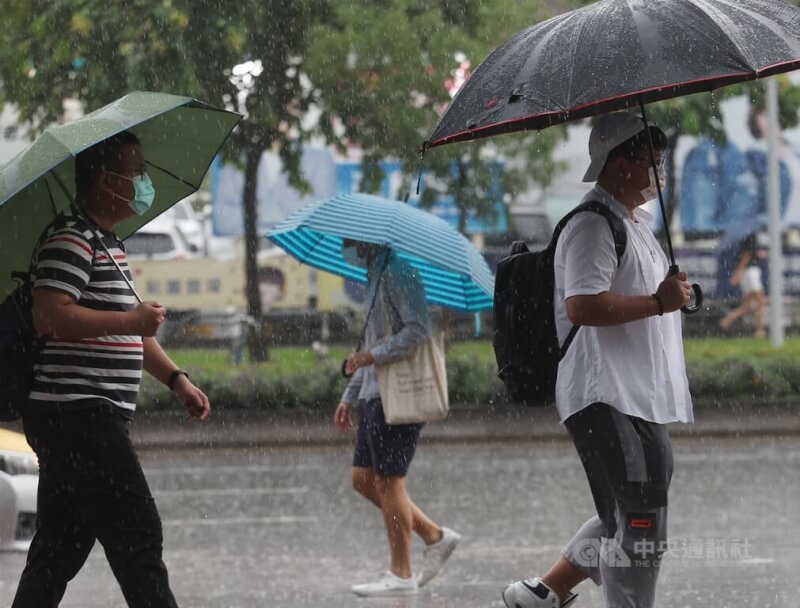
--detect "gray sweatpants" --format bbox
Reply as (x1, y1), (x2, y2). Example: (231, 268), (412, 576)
(562, 403), (673, 608)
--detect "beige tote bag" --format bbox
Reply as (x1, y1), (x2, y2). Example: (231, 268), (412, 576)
(376, 330), (449, 424)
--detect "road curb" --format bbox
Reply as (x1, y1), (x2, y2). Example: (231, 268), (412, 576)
(128, 400), (800, 450)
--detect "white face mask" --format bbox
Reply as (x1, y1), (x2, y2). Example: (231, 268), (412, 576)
(640, 167), (666, 202)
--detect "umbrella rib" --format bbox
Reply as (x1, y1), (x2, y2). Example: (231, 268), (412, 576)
(49, 171), (75, 207)
(295, 228), (328, 261)
(267, 193), (495, 311)
(183, 110), (242, 197)
(186, 100), (244, 120)
(428, 66), (766, 147)
(145, 160), (198, 190)
(674, 0), (757, 70)
(44, 175), (59, 215)
(558, 8), (593, 114)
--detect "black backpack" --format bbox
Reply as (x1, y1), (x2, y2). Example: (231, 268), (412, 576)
(493, 201), (627, 406)
(0, 271), (40, 421)
(0, 222), (100, 421)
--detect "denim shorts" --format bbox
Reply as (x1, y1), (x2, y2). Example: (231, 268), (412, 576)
(352, 398), (424, 477)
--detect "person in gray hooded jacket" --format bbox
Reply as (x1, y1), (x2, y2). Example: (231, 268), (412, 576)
(334, 239), (460, 597)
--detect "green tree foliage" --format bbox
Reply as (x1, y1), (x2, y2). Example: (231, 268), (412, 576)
(0, 1), (198, 119)
(305, 0), (566, 234)
(0, 0), (330, 360)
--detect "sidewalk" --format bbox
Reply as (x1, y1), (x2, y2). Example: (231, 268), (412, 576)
(128, 398), (800, 450)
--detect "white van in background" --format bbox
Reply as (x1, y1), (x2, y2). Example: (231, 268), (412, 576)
(125, 214), (201, 261)
(162, 197), (205, 253)
(0, 428), (38, 552)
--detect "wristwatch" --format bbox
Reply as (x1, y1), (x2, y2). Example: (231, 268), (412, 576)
(167, 369), (190, 391)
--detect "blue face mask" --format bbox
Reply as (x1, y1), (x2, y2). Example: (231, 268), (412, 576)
(129, 173), (156, 215)
(108, 171), (156, 216)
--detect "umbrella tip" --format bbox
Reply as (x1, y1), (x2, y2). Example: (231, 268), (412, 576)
(418, 141), (429, 159)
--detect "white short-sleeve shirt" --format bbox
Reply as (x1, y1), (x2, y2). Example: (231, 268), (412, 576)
(553, 186), (694, 425)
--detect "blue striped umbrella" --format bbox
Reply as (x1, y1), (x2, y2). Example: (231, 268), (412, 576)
(267, 193), (494, 312)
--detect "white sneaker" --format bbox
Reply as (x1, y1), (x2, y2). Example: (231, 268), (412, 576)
(502, 577), (578, 608)
(351, 571), (419, 597)
(418, 527), (462, 587)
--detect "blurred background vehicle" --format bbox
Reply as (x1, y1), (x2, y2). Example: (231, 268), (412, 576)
(125, 213), (201, 262)
(0, 428), (37, 553)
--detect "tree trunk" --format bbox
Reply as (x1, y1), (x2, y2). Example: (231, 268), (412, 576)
(457, 203), (468, 234)
(243, 146), (268, 362)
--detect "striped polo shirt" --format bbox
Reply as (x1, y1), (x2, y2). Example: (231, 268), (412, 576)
(28, 208), (143, 416)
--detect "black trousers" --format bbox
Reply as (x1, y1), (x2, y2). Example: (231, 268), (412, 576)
(13, 404), (177, 608)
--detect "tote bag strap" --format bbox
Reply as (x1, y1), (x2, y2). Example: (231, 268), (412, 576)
(355, 249), (392, 352)
(341, 248), (391, 378)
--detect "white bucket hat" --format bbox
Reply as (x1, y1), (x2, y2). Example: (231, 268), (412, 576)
(582, 112), (646, 182)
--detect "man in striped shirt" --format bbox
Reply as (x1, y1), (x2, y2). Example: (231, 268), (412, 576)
(12, 131), (210, 608)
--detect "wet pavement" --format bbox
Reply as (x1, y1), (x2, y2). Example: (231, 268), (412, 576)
(0, 436), (798, 607)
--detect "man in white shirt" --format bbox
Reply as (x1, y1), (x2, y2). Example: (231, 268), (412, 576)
(502, 112), (693, 608)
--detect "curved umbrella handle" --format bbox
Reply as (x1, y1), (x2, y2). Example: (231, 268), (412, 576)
(669, 264), (703, 315)
(341, 359), (353, 378)
(682, 283), (703, 315)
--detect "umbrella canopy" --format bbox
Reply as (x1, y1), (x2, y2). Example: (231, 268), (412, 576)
(267, 193), (495, 312)
(426, 0), (800, 149)
(0, 91), (241, 299)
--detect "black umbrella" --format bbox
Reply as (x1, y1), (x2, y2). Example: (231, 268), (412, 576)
(424, 0), (800, 313)
(427, 0), (800, 147)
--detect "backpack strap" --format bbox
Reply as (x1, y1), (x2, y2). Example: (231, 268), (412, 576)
(355, 250), (393, 351)
(341, 249), (393, 378)
(560, 325), (581, 359)
(550, 200), (627, 265)
(24, 211), (100, 285)
(74, 207), (142, 302)
(76, 225), (100, 266)
(552, 200), (628, 360)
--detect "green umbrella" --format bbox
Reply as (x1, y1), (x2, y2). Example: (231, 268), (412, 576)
(0, 91), (242, 300)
